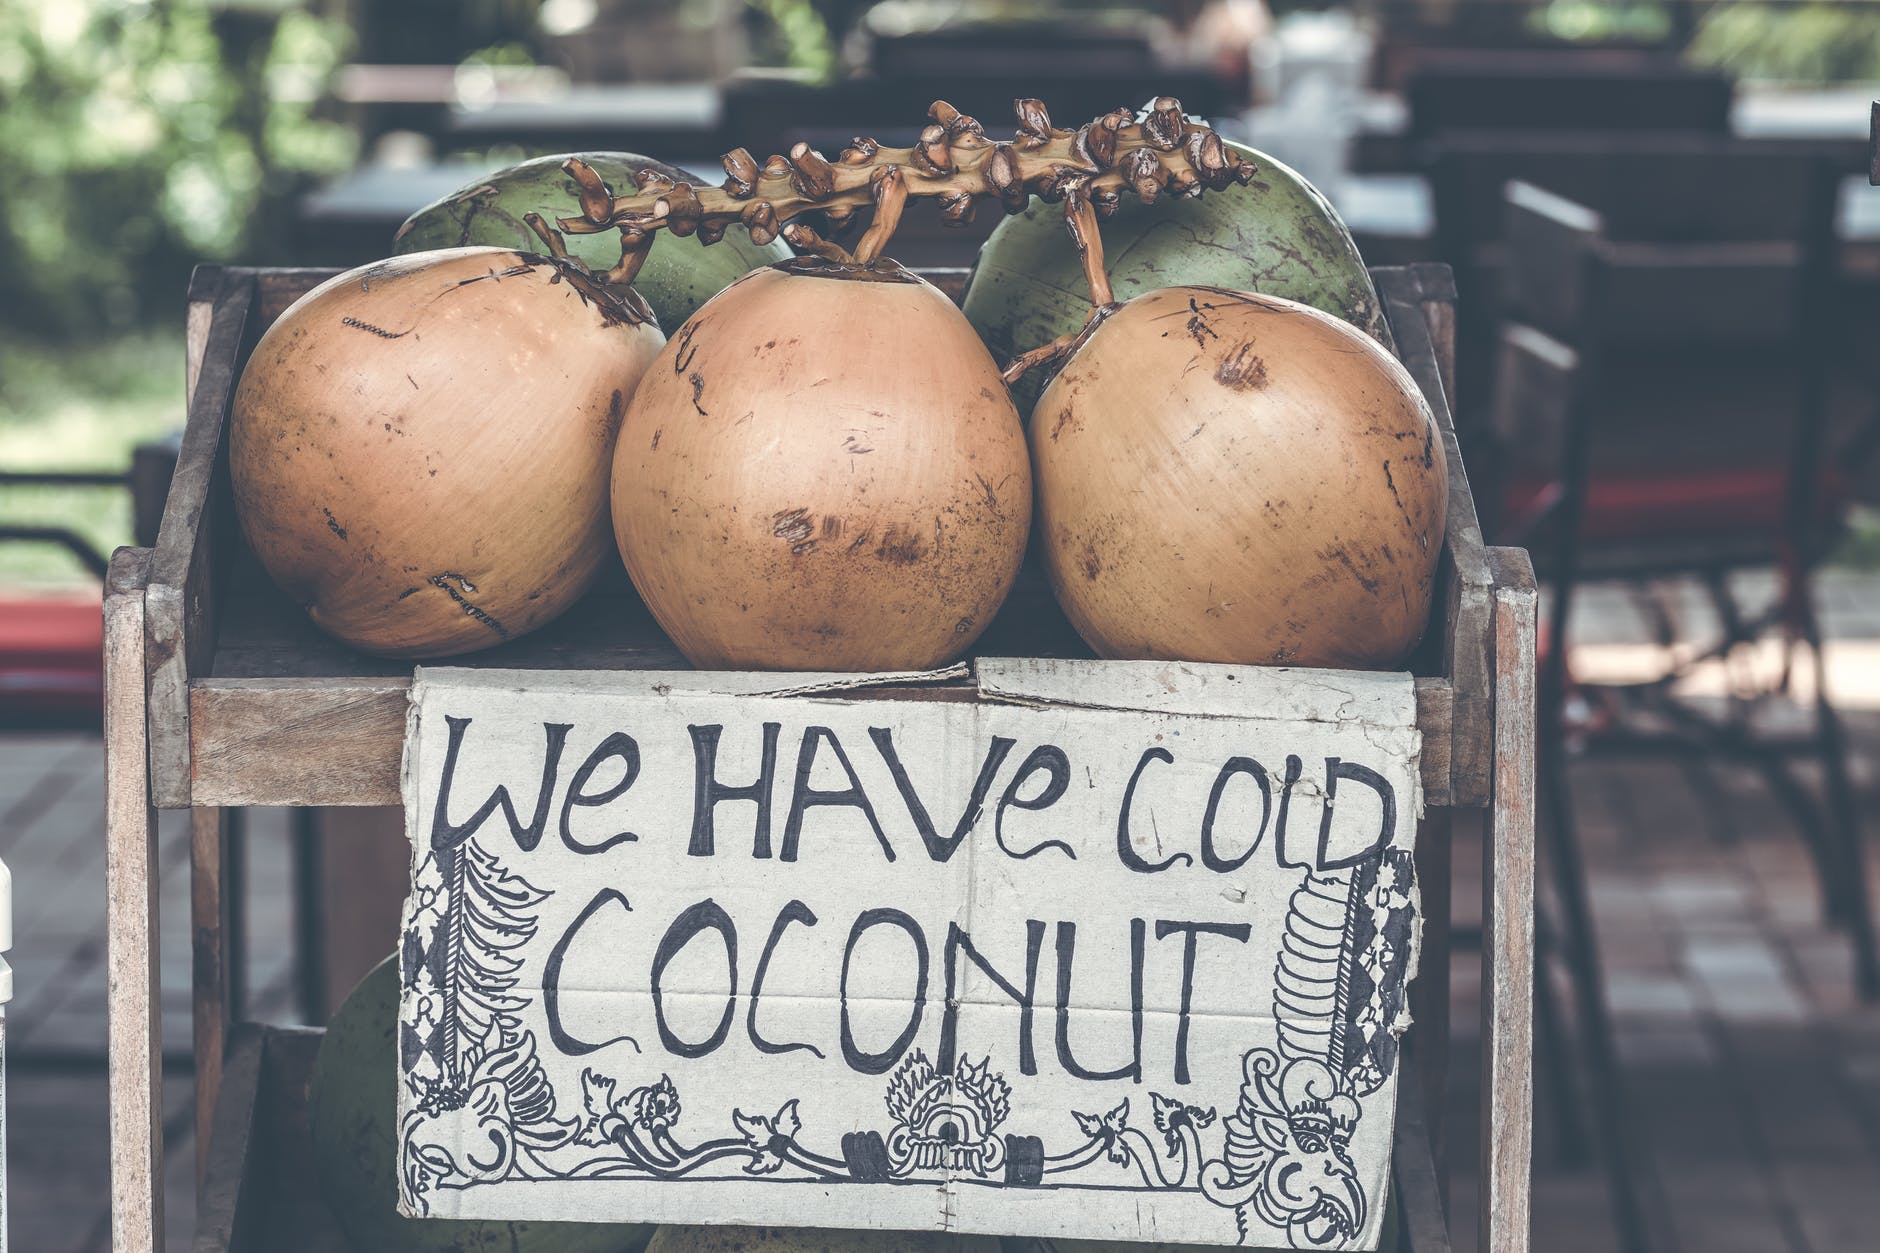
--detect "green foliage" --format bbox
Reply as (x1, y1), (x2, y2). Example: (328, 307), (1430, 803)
(1527, 0), (1673, 44)
(0, 0), (356, 338)
(0, 330), (184, 586)
(743, 0), (839, 79)
(1690, 2), (1880, 84)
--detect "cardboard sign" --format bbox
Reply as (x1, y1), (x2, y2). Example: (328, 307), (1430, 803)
(396, 660), (1422, 1248)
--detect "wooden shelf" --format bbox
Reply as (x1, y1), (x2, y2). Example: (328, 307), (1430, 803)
(102, 259), (1533, 1253)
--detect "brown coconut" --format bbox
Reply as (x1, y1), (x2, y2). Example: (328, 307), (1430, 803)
(1030, 286), (1446, 669)
(612, 258), (1030, 671)
(231, 248), (664, 657)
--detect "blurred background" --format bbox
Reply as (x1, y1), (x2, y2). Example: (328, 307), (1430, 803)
(3, 1), (1880, 1251)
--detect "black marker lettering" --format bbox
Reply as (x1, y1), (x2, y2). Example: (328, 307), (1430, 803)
(748, 900), (823, 1058)
(1154, 920), (1252, 1083)
(872, 728), (1014, 863)
(559, 731), (640, 854)
(650, 900), (738, 1058)
(430, 716), (570, 853)
(687, 722), (781, 857)
(782, 726), (893, 862)
(840, 908), (928, 1074)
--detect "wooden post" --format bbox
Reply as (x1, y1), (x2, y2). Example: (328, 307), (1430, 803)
(1482, 546), (1537, 1253)
(105, 546), (162, 1253)
(191, 806), (227, 1184)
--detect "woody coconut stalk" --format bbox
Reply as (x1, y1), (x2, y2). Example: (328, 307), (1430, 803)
(569, 99), (1257, 671)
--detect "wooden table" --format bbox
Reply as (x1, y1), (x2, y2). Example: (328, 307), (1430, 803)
(103, 263), (1536, 1253)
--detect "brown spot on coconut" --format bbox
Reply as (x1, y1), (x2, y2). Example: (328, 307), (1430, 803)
(1030, 285), (1446, 670)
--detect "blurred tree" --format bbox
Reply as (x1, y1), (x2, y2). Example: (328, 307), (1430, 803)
(0, 0), (355, 339)
(1689, 2), (1880, 83)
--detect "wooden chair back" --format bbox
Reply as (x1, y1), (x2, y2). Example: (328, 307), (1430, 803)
(1492, 162), (1845, 570)
(1432, 133), (1840, 417)
(1408, 50), (1732, 145)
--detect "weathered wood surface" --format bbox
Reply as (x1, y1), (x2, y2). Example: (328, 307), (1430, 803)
(187, 671), (1457, 807)
(1411, 807), (1454, 1192)
(192, 1023), (264, 1253)
(104, 546), (162, 1253)
(148, 269), (254, 809)
(185, 267), (219, 412)
(1481, 545), (1538, 1253)
(191, 806), (228, 1182)
(1382, 266), (1494, 811)
(1394, 1069), (1455, 1253)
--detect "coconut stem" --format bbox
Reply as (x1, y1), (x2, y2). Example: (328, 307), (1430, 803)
(1062, 188), (1113, 308)
(851, 166), (908, 265)
(998, 304), (1113, 386)
(781, 222), (855, 264)
(559, 95), (1255, 308)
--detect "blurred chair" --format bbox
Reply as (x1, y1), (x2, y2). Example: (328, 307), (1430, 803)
(1407, 49), (1732, 147)
(1427, 132), (1842, 467)
(0, 440), (175, 729)
(1495, 164), (1878, 1252)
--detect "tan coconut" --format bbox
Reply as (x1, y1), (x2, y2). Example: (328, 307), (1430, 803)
(611, 258), (1030, 671)
(231, 247), (664, 657)
(1030, 286), (1447, 669)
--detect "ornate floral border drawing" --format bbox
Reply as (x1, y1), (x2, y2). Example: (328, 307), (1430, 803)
(397, 835), (1417, 1249)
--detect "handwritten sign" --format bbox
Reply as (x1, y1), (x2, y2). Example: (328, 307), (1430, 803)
(396, 660), (1422, 1249)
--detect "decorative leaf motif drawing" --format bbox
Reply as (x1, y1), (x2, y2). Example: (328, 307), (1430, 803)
(732, 1100), (801, 1174)
(1071, 1100), (1133, 1166)
(1150, 1091), (1218, 1157)
(432, 841), (551, 1086)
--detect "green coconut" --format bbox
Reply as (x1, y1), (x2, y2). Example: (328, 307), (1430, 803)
(307, 957), (652, 1253)
(393, 153), (792, 333)
(645, 1227), (1000, 1253)
(962, 142), (1391, 418)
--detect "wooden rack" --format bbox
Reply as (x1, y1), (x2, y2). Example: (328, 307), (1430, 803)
(104, 262), (1533, 1253)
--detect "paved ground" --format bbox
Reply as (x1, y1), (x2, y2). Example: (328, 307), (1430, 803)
(8, 570), (1880, 1252)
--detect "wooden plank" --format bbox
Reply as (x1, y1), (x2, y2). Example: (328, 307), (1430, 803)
(190, 679), (409, 807)
(1393, 1071), (1454, 1253)
(253, 268), (339, 325)
(192, 1023), (264, 1253)
(1871, 99), (1879, 186)
(147, 273), (256, 808)
(1480, 545), (1537, 1253)
(1407, 261), (1459, 410)
(105, 545), (163, 1253)
(1410, 806), (1453, 1192)
(192, 807), (228, 1184)
(190, 673), (1456, 808)
(1415, 676), (1453, 808)
(185, 267), (221, 411)
(1377, 264), (1495, 809)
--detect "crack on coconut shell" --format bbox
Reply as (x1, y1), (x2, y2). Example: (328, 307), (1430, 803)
(768, 255), (924, 284)
(428, 573), (510, 638)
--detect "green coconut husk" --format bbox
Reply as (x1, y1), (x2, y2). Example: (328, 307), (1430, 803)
(962, 141), (1391, 419)
(393, 153), (791, 332)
